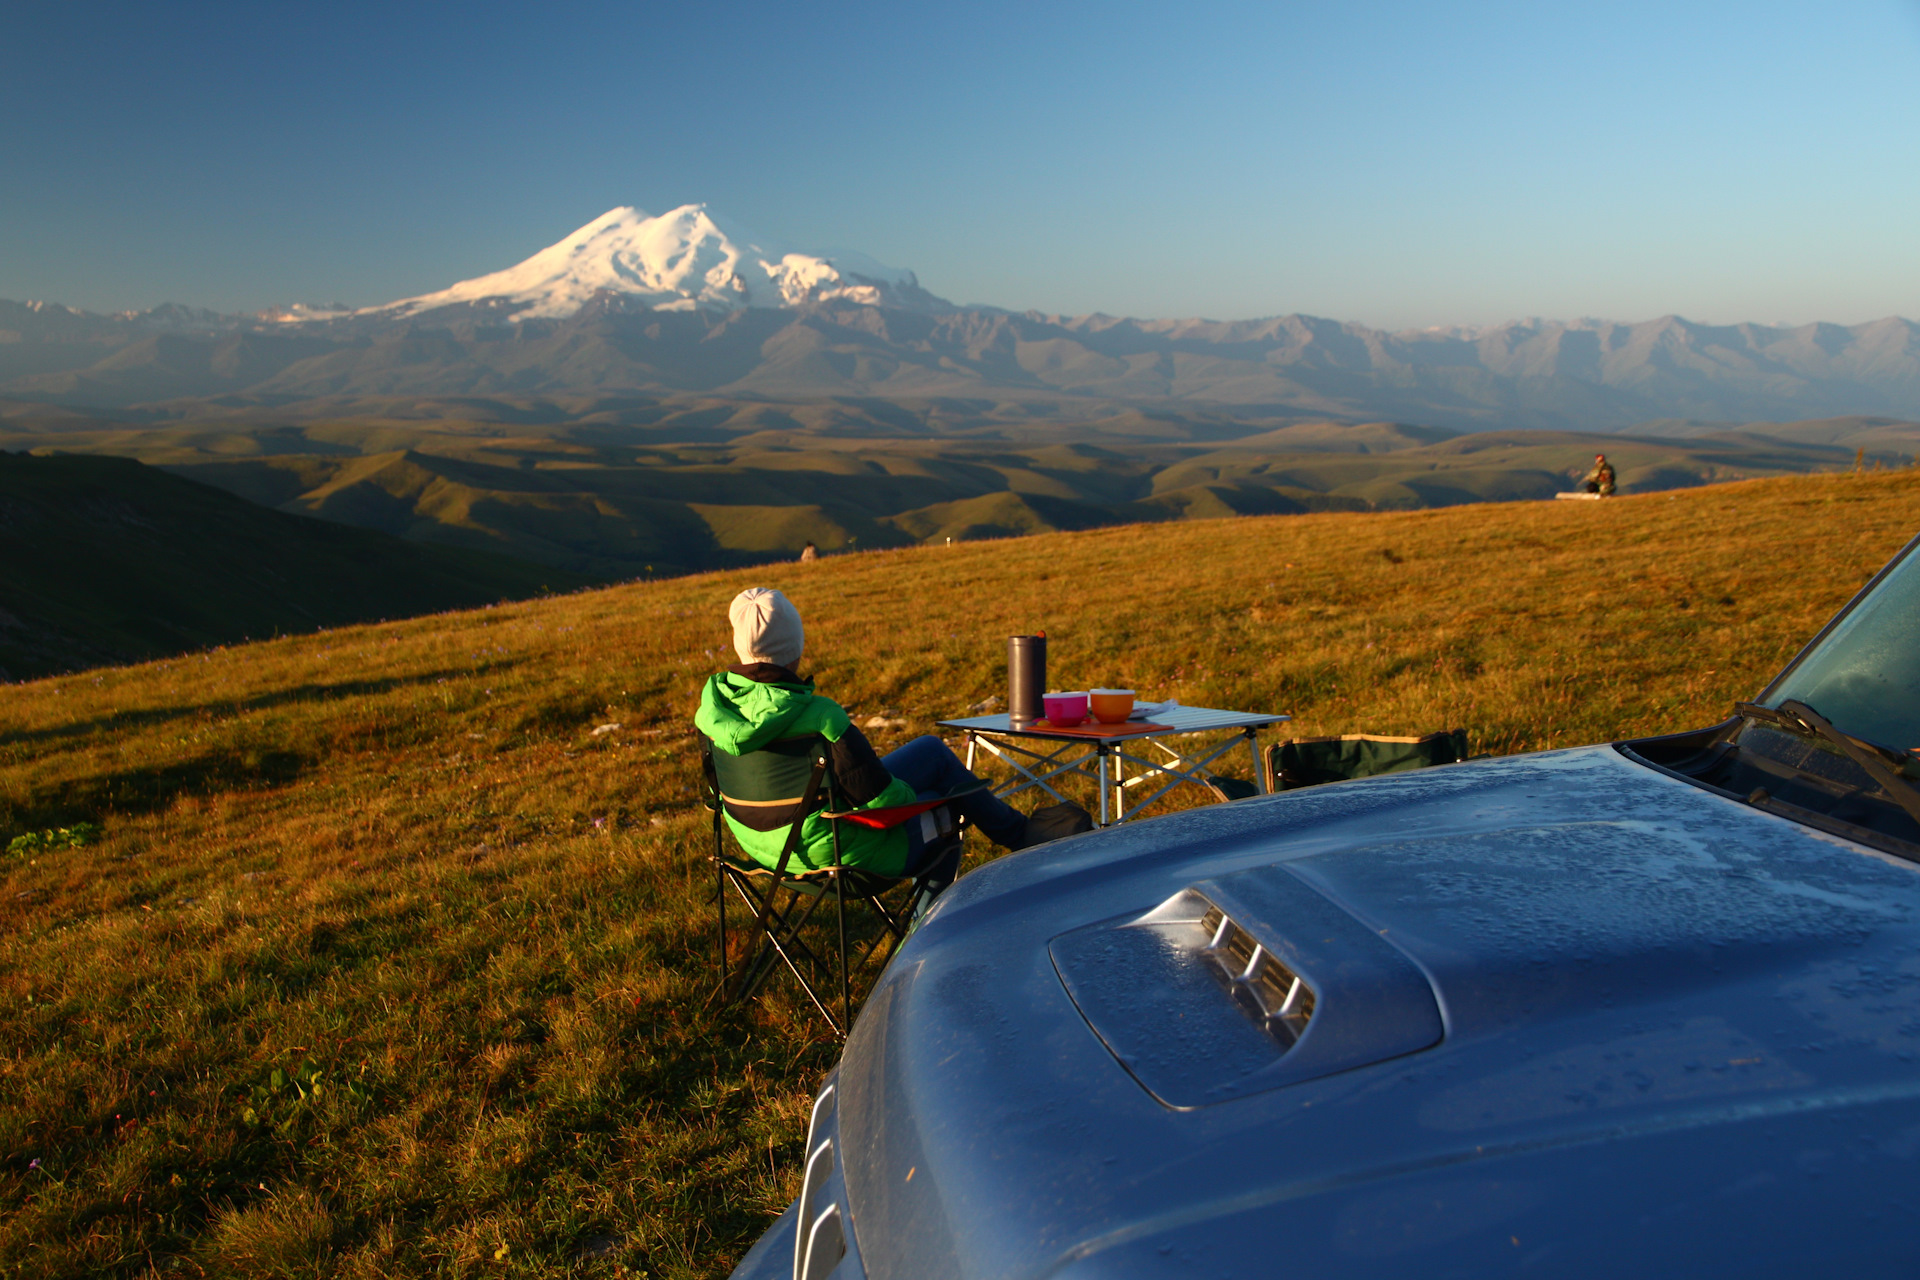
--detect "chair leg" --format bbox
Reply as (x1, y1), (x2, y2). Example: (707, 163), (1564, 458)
(746, 888), (828, 994)
(740, 926), (838, 1029)
(746, 901), (843, 1032)
(712, 825), (965, 1038)
(857, 895), (908, 954)
(714, 869), (814, 1009)
(836, 869), (852, 1034)
(846, 859), (943, 974)
(707, 866), (769, 1010)
(729, 879), (797, 999)
(726, 876), (840, 1028)
(714, 853), (727, 991)
(863, 876), (933, 970)
(710, 805), (728, 992)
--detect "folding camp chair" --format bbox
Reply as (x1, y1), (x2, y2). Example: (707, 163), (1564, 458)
(700, 733), (985, 1036)
(1266, 730), (1469, 791)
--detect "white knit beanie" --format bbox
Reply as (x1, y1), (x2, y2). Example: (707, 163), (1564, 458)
(729, 588), (805, 668)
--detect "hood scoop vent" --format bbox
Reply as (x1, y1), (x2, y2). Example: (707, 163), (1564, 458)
(1198, 902), (1316, 1047)
(1049, 867), (1443, 1107)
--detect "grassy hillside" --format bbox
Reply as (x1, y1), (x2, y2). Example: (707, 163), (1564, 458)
(2, 410), (1893, 577)
(0, 453), (585, 681)
(4, 469), (1919, 1277)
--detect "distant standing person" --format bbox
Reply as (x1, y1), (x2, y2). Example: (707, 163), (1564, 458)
(1582, 453), (1616, 496)
(799, 541), (818, 562)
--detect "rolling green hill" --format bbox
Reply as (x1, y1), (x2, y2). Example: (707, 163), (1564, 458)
(160, 426), (1900, 571)
(2, 409), (1897, 579)
(0, 452), (583, 680)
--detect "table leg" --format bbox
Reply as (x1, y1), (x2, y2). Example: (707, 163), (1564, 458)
(1247, 728), (1267, 794)
(1097, 745), (1111, 826)
(970, 736), (1092, 806)
(1112, 733), (1261, 822)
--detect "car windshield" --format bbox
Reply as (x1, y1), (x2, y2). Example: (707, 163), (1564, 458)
(1765, 541), (1920, 752)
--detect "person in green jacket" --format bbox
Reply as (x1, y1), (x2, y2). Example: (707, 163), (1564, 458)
(697, 588), (1086, 884)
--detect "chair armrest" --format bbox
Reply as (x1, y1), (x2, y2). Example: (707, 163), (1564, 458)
(823, 778), (989, 830)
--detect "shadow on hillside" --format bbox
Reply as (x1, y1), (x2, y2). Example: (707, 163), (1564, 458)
(0, 668), (501, 749)
(6, 746), (310, 831)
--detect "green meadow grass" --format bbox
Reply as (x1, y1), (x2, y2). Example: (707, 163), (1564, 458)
(3, 469), (1919, 1277)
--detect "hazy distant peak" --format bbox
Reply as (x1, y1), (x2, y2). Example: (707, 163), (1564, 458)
(259, 302), (353, 323)
(122, 302), (249, 329)
(365, 203), (948, 321)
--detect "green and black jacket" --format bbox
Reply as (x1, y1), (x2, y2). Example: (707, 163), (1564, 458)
(695, 663), (915, 876)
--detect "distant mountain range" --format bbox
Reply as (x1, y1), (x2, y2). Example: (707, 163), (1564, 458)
(5, 204), (1920, 432)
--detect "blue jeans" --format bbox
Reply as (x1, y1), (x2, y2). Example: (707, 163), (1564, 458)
(880, 735), (1025, 875)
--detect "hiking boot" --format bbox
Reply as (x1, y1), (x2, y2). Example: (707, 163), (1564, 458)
(1012, 801), (1094, 849)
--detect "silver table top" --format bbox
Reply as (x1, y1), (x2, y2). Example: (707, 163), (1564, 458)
(936, 705), (1290, 743)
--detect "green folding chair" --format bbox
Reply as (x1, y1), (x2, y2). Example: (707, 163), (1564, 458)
(1266, 730), (1470, 791)
(700, 733), (984, 1036)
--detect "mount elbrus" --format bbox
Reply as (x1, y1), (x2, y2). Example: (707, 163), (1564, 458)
(6, 205), (1920, 430)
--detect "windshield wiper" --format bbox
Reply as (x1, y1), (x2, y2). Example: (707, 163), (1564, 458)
(1735, 699), (1920, 831)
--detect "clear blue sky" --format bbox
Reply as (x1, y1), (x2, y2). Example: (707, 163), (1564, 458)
(4, 0), (1918, 328)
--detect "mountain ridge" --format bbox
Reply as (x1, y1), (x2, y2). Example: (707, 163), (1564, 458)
(5, 204), (1920, 430)
(9, 303), (1919, 432)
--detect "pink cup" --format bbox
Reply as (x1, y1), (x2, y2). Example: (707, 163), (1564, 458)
(1042, 691), (1089, 727)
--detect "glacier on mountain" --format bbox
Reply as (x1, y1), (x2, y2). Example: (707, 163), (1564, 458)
(367, 204), (945, 321)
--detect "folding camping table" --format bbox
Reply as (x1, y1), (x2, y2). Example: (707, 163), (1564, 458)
(934, 705), (1291, 826)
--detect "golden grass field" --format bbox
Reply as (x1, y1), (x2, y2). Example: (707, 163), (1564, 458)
(4, 468), (1920, 1277)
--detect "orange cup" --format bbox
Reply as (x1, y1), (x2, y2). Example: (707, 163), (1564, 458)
(1089, 688), (1135, 724)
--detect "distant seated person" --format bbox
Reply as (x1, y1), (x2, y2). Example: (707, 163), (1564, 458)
(1582, 453), (1616, 496)
(696, 588), (1090, 888)
(799, 540), (819, 562)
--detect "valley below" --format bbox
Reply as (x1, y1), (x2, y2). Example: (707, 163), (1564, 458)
(7, 402), (1915, 586)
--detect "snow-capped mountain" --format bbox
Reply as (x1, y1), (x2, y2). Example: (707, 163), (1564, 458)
(363, 204), (947, 321)
(10, 213), (1920, 431)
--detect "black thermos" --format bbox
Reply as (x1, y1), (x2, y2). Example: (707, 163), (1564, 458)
(1007, 633), (1046, 726)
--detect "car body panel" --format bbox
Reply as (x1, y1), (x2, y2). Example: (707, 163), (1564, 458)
(731, 744), (1920, 1279)
(1049, 864), (1446, 1106)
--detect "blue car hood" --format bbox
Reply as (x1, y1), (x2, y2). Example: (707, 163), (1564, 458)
(826, 746), (1920, 1279)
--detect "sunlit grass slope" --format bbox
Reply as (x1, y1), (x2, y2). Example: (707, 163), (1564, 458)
(4, 470), (1919, 1277)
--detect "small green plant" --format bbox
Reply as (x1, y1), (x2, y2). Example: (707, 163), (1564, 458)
(6, 822), (101, 856)
(240, 1060), (370, 1136)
